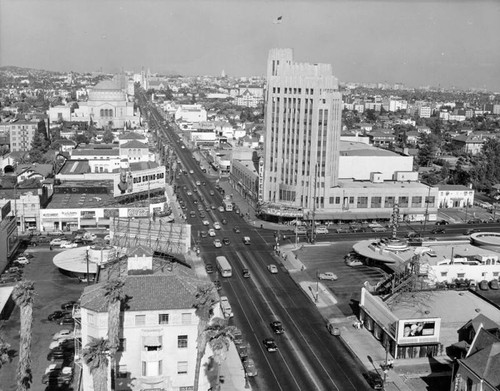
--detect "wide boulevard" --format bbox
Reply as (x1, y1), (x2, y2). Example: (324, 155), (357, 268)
(138, 92), (373, 390)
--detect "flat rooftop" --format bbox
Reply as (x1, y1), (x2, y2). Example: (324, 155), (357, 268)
(47, 192), (118, 209)
(338, 179), (428, 190)
(339, 141), (400, 157)
(421, 241), (500, 266)
(387, 290), (500, 347)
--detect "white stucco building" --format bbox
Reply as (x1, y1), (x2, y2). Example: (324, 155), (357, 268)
(78, 246), (211, 391)
(436, 184), (474, 208)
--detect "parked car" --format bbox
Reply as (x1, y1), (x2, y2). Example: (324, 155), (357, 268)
(489, 280), (499, 290)
(53, 329), (73, 341)
(318, 272), (338, 281)
(346, 258), (364, 267)
(213, 239), (222, 248)
(213, 280), (222, 291)
(468, 279), (478, 291)
(202, 220), (210, 226)
(263, 338), (278, 352)
(209, 190), (215, 196)
(0, 275), (22, 284)
(218, 206), (225, 213)
(243, 359), (258, 377)
(59, 316), (75, 326)
(363, 371), (384, 390)
(213, 222), (221, 230)
(237, 343), (249, 360)
(222, 237), (230, 246)
(208, 229), (216, 237)
(270, 320), (284, 334)
(60, 242), (78, 249)
(221, 219), (228, 225)
(50, 238), (65, 246)
(267, 264), (278, 274)
(205, 264), (214, 274)
(435, 220), (449, 225)
(479, 280), (490, 291)
(200, 231), (208, 238)
(242, 268), (250, 278)
(15, 257), (30, 264)
(61, 301), (78, 311)
(233, 226), (241, 233)
(48, 311), (70, 322)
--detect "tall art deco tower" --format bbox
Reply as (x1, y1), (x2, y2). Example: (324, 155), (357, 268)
(262, 49), (343, 211)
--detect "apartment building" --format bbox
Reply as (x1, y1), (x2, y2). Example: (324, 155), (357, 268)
(7, 120), (38, 152)
(79, 246), (207, 391)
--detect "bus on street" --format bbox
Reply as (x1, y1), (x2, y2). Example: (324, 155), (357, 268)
(223, 200), (233, 211)
(216, 256), (232, 277)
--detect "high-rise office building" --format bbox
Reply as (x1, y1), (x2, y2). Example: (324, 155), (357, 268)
(262, 48), (343, 212)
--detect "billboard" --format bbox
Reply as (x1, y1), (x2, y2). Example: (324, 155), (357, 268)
(396, 318), (440, 344)
(1, 202), (11, 220)
(114, 166), (166, 197)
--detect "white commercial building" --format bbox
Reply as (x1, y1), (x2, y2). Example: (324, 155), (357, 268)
(174, 105), (207, 123)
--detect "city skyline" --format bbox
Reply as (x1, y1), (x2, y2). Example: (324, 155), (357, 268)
(1, 0), (500, 91)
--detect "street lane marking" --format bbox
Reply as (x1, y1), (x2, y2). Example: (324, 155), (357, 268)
(231, 250), (325, 391)
(242, 248), (348, 390)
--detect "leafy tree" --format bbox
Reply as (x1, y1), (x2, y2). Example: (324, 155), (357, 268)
(82, 337), (109, 391)
(102, 129), (114, 144)
(417, 133), (441, 167)
(12, 280), (35, 391)
(74, 134), (90, 145)
(193, 283), (218, 391)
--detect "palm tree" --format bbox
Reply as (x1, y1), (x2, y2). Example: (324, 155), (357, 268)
(103, 278), (126, 389)
(193, 283), (218, 391)
(82, 337), (109, 391)
(12, 280), (35, 391)
(206, 318), (240, 391)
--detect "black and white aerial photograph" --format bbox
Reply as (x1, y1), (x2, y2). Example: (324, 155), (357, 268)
(1, 0), (500, 390)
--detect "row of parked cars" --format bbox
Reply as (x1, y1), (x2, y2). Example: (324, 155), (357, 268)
(43, 301), (79, 387)
(0, 252), (33, 284)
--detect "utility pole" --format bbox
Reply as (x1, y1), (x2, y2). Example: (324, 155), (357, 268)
(311, 164), (318, 244)
(422, 186), (431, 234)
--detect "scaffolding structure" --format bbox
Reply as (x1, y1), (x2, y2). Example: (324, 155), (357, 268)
(109, 217), (191, 255)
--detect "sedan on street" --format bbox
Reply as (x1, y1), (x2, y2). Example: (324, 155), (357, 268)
(263, 338), (278, 352)
(267, 264), (278, 274)
(318, 272), (338, 281)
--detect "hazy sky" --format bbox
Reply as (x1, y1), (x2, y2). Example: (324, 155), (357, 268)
(1, 0), (500, 91)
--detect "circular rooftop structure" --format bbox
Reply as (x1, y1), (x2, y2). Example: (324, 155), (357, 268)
(353, 238), (414, 266)
(470, 232), (500, 251)
(53, 245), (117, 277)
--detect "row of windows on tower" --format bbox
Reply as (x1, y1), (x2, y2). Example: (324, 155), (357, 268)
(272, 87), (316, 95)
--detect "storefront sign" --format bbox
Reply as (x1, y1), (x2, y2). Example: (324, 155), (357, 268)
(127, 208), (149, 218)
(81, 211), (96, 219)
(104, 208), (120, 218)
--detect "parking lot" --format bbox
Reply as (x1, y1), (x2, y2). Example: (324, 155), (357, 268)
(292, 240), (387, 315)
(0, 247), (84, 391)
